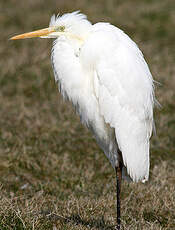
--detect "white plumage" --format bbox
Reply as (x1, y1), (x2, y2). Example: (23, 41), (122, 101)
(10, 11), (156, 229)
(50, 12), (155, 182)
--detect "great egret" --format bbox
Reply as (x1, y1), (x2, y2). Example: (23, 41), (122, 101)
(10, 11), (155, 229)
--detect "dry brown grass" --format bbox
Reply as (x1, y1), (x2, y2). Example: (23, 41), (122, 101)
(0, 0), (175, 229)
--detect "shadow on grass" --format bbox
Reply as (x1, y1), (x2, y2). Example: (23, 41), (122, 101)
(45, 212), (115, 230)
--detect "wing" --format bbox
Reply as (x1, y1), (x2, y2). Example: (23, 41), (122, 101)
(90, 24), (155, 182)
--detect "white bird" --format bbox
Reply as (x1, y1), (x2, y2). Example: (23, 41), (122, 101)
(10, 11), (155, 229)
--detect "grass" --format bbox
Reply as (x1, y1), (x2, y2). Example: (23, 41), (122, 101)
(0, 0), (175, 229)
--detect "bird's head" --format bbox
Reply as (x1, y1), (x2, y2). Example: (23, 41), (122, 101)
(10, 11), (92, 43)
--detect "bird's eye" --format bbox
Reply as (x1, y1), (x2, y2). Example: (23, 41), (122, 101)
(59, 26), (65, 31)
(55, 25), (65, 32)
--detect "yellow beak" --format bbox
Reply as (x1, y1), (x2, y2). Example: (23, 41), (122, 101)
(10, 27), (56, 40)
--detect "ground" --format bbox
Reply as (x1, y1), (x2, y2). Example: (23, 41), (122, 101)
(0, 0), (175, 229)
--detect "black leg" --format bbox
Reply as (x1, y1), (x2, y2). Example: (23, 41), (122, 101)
(115, 157), (123, 230)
